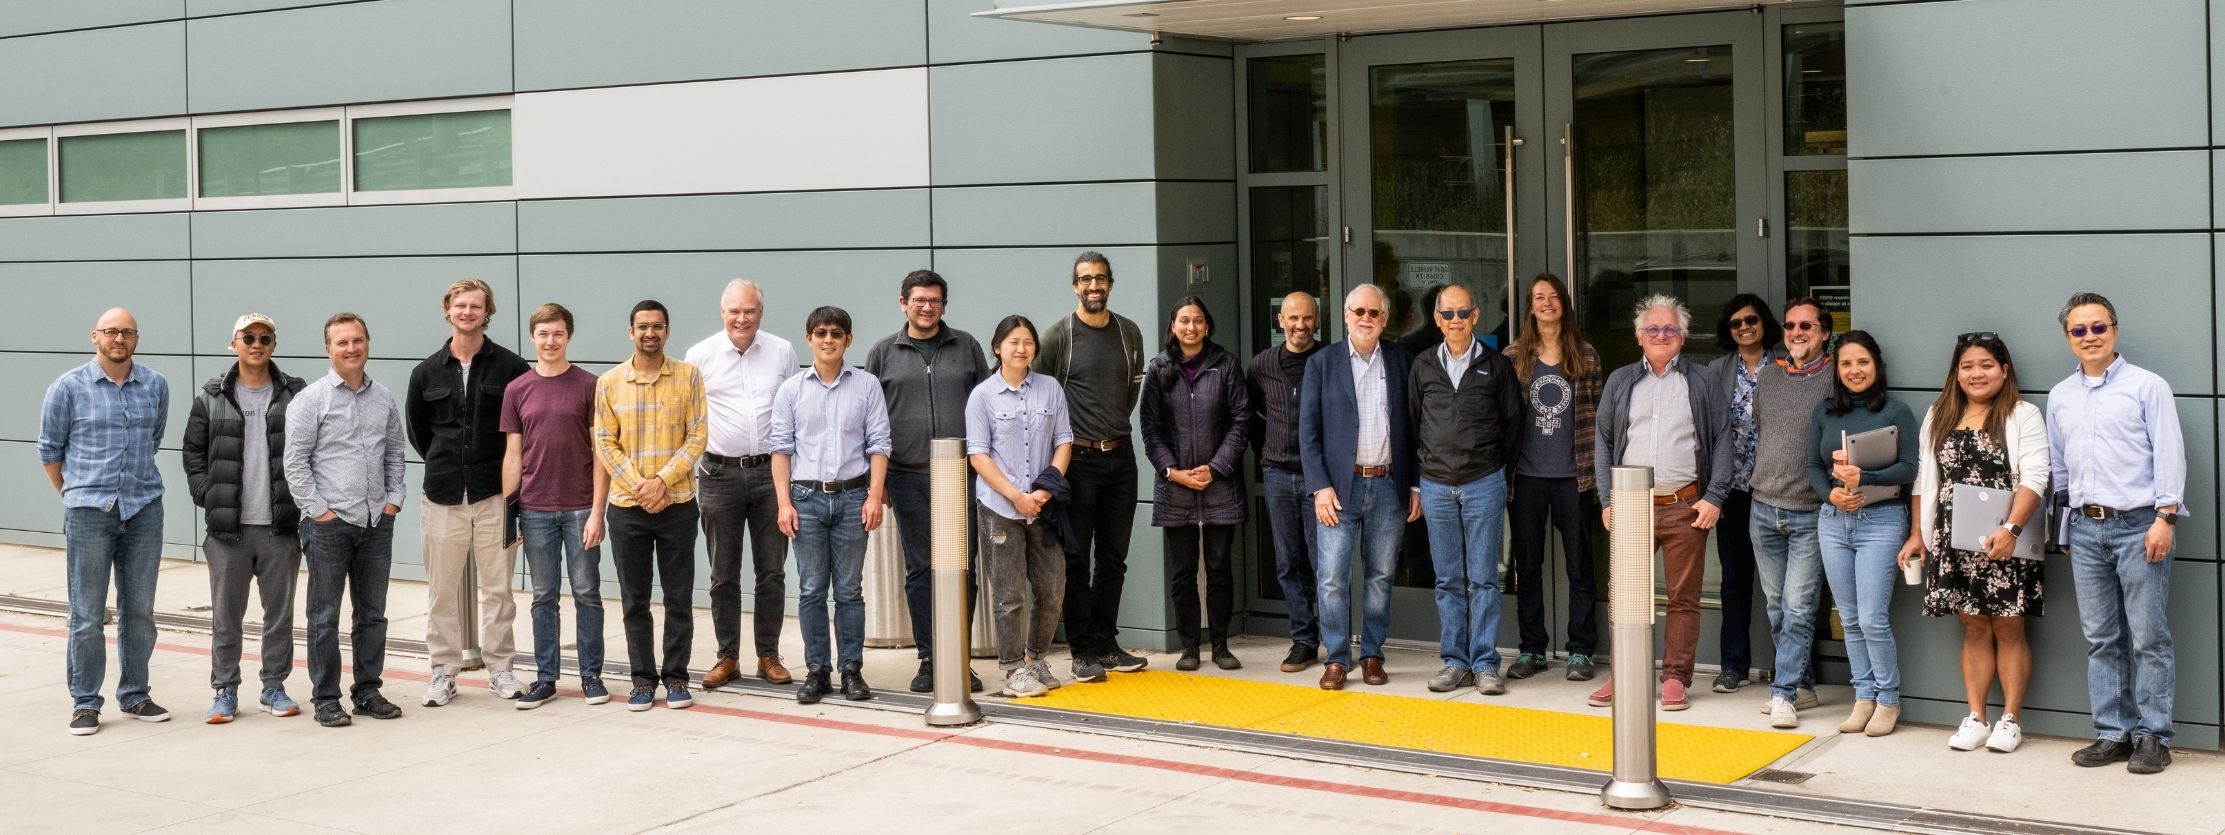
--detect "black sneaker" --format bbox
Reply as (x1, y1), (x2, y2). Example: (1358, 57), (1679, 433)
(968, 669), (984, 693)
(1565, 654), (1596, 682)
(516, 680), (559, 710)
(909, 660), (934, 693)
(1175, 648), (1201, 671)
(68, 708), (100, 736)
(120, 699), (171, 722)
(353, 692), (403, 720)
(314, 702), (352, 728)
(840, 663), (873, 702)
(1712, 669), (1749, 694)
(797, 666), (832, 705)
(2128, 736), (2172, 774)
(1506, 653), (1548, 680)
(2071, 736), (2133, 767)
(1211, 643), (1241, 671)
(1101, 648), (1149, 673)
(1278, 644), (1318, 673)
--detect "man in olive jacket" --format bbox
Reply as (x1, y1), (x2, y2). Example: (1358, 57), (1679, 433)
(183, 313), (309, 723)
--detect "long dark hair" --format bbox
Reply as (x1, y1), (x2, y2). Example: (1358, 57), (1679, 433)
(989, 315), (1038, 366)
(1714, 292), (1783, 355)
(1824, 330), (1891, 416)
(1925, 333), (2023, 458)
(1508, 273), (1590, 385)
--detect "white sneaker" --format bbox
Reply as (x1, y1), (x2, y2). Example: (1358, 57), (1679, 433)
(488, 670), (523, 700)
(1003, 667), (1048, 698)
(1984, 715), (2023, 753)
(421, 671), (457, 707)
(1768, 696), (1799, 729)
(1947, 713), (1988, 751)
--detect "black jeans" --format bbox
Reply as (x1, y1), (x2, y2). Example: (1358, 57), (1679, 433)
(303, 514), (394, 708)
(1063, 447), (1137, 657)
(1715, 487), (1759, 677)
(699, 458), (785, 660)
(888, 468), (979, 660)
(611, 501), (700, 687)
(1507, 474), (1599, 656)
(1165, 523), (1236, 649)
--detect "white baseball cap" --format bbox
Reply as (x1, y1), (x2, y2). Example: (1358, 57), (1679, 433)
(231, 313), (277, 335)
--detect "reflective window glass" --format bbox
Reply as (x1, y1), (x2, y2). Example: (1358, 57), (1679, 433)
(1784, 23), (1847, 155)
(1787, 170), (1851, 328)
(59, 130), (187, 203)
(0, 138), (45, 205)
(353, 110), (511, 191)
(199, 121), (342, 198)
(1248, 54), (1327, 173)
(1247, 185), (1330, 355)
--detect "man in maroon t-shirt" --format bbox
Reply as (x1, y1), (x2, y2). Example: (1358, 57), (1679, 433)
(500, 303), (610, 708)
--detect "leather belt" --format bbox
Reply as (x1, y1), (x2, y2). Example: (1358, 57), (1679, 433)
(2079, 504), (2136, 521)
(1075, 437), (1127, 453)
(801, 475), (870, 494)
(1653, 483), (1700, 506)
(1354, 465), (1390, 478)
(705, 452), (770, 468)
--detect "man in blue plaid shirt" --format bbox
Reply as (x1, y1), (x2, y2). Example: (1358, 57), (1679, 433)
(39, 308), (171, 737)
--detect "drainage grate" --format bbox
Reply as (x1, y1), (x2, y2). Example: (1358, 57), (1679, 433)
(1749, 768), (1816, 785)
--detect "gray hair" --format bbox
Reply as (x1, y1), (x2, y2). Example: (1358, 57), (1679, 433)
(721, 278), (762, 304)
(1344, 283), (1389, 309)
(2058, 292), (2116, 330)
(1630, 294), (1691, 334)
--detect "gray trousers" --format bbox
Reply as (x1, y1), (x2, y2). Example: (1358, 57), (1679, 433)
(981, 510), (1064, 671)
(205, 525), (301, 692)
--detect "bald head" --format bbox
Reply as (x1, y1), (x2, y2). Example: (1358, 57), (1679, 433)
(91, 307), (140, 368)
(1435, 284), (1477, 350)
(1278, 292), (1319, 352)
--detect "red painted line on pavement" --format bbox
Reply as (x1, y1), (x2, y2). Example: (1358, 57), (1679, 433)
(0, 618), (1739, 834)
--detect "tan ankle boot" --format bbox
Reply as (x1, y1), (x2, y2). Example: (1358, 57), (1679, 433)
(1865, 703), (1901, 737)
(1838, 700), (1876, 734)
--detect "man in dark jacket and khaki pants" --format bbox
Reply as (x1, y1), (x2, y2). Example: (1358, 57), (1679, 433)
(184, 313), (309, 723)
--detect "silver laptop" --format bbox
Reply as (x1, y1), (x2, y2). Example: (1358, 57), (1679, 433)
(1840, 424), (1903, 504)
(1947, 483), (2046, 560)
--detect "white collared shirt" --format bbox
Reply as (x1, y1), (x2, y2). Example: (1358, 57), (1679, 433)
(1350, 343), (1390, 467)
(684, 329), (797, 457)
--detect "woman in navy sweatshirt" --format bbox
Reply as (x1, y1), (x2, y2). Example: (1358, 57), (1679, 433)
(1807, 330), (1919, 737)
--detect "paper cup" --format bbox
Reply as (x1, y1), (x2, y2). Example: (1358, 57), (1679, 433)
(1902, 558), (1924, 586)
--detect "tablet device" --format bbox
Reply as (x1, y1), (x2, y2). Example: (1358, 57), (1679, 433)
(1947, 483), (2046, 560)
(1842, 425), (1903, 504)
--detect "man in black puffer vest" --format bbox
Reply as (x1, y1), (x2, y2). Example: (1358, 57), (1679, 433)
(183, 313), (308, 724)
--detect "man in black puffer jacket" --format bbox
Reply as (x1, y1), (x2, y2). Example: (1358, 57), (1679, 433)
(183, 313), (308, 724)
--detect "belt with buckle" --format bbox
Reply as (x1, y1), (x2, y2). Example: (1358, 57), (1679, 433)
(2079, 504), (2135, 521)
(1354, 464), (1389, 478)
(1653, 483), (1700, 506)
(801, 475), (870, 494)
(1075, 437), (1126, 453)
(705, 452), (770, 468)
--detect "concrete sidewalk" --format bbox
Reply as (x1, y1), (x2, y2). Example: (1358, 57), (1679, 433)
(1, 543), (2214, 834)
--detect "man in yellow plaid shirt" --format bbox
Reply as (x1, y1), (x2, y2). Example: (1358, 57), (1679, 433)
(593, 299), (708, 713)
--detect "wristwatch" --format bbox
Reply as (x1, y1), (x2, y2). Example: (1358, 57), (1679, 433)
(2157, 510), (2179, 526)
(2001, 522), (2023, 537)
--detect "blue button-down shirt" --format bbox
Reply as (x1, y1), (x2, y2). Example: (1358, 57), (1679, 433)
(285, 369), (408, 528)
(2047, 355), (2187, 513)
(38, 360), (169, 519)
(966, 371), (1073, 522)
(768, 367), (892, 483)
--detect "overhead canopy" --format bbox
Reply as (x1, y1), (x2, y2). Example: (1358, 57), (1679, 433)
(975, 0), (1773, 42)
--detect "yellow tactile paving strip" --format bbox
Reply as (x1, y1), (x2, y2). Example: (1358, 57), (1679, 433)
(1030, 671), (1811, 784)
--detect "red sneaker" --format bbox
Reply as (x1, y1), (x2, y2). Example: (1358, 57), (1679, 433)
(1660, 678), (1691, 711)
(1586, 681), (1613, 707)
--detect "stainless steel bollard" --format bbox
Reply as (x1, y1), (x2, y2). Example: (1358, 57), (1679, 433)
(1600, 466), (1671, 810)
(925, 438), (983, 726)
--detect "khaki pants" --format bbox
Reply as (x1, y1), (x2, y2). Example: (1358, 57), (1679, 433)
(422, 495), (517, 672)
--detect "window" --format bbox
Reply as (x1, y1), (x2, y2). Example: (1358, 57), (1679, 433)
(353, 109), (511, 192)
(1248, 54), (1328, 174)
(199, 120), (342, 198)
(0, 138), (44, 206)
(1784, 23), (1846, 155)
(59, 129), (186, 203)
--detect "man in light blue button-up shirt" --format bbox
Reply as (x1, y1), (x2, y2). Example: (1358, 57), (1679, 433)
(2047, 292), (2186, 774)
(39, 308), (171, 735)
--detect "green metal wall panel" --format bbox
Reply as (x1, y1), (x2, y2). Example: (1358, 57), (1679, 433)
(513, 0), (925, 92)
(1152, 54), (1237, 181)
(931, 54), (1158, 185)
(185, 0), (355, 15)
(190, 203), (517, 259)
(190, 257), (520, 362)
(0, 261), (193, 355)
(517, 191), (931, 253)
(1850, 152), (2209, 235)
(0, 214), (190, 262)
(185, 0), (511, 113)
(0, 0), (180, 38)
(0, 23), (185, 128)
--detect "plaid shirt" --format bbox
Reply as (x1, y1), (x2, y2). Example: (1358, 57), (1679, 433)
(38, 360), (169, 519)
(593, 357), (708, 508)
(1505, 342), (1602, 494)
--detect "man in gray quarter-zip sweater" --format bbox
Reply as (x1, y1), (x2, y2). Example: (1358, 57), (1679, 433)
(1748, 298), (1836, 728)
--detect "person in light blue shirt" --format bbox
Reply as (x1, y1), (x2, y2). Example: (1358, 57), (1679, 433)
(966, 315), (1074, 697)
(770, 305), (891, 705)
(2046, 292), (2186, 776)
(39, 308), (171, 737)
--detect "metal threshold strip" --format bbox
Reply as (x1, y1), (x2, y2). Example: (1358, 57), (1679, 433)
(0, 594), (2142, 835)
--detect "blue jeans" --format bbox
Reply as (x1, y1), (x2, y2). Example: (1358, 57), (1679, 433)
(303, 513), (395, 708)
(64, 504), (165, 711)
(520, 508), (605, 683)
(1751, 500), (1822, 700)
(1819, 503), (1908, 706)
(1420, 472), (1507, 672)
(2069, 510), (2176, 744)
(1261, 466), (1320, 649)
(1313, 475), (1404, 667)
(791, 485), (869, 670)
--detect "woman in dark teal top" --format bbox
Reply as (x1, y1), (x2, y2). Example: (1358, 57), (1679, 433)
(1806, 331), (1919, 737)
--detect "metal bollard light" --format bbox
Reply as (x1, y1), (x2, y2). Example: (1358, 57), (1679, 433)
(1600, 465), (1671, 810)
(925, 438), (983, 726)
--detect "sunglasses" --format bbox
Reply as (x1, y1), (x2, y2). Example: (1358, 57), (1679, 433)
(1784, 320), (1823, 332)
(1728, 314), (1763, 328)
(1640, 325), (1683, 340)
(809, 328), (849, 340)
(2067, 323), (2112, 339)
(238, 333), (274, 347)
(1349, 307), (1385, 320)
(1436, 307), (1477, 321)
(1956, 331), (2000, 346)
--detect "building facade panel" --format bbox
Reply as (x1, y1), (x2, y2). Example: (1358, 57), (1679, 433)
(518, 190), (931, 254)
(0, 0), (181, 38)
(512, 0), (926, 92)
(930, 54), (1160, 185)
(190, 203), (519, 260)
(190, 256), (523, 361)
(184, 0), (513, 113)
(1848, 152), (2210, 235)
(0, 213), (191, 262)
(0, 261), (194, 355)
(1152, 53), (1239, 182)
(0, 23), (185, 128)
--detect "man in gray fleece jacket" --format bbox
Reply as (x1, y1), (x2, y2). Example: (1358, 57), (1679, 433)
(1749, 298), (1835, 729)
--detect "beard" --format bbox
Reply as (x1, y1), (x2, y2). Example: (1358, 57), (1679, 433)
(1081, 296), (1107, 314)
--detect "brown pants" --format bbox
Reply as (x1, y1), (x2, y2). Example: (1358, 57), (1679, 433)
(1655, 497), (1709, 685)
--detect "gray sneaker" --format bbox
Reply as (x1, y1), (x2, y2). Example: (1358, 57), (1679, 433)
(1426, 665), (1474, 693)
(1070, 655), (1107, 683)
(1475, 669), (1507, 696)
(1030, 659), (1063, 690)
(1003, 667), (1048, 698)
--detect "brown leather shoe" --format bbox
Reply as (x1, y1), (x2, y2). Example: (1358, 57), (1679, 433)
(1319, 662), (1348, 690)
(701, 657), (740, 689)
(1360, 657), (1388, 685)
(757, 655), (793, 685)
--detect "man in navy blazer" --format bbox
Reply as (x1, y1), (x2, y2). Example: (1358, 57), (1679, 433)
(1299, 284), (1420, 691)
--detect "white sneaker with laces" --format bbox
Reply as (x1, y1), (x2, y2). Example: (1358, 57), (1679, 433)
(421, 670), (457, 707)
(488, 670), (523, 700)
(1984, 715), (2023, 753)
(1947, 713), (1988, 750)
(1768, 696), (1799, 729)
(1004, 667), (1048, 698)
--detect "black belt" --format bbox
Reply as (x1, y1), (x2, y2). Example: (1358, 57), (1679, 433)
(705, 452), (769, 468)
(800, 475), (870, 494)
(2079, 504), (2139, 521)
(1074, 436), (1127, 453)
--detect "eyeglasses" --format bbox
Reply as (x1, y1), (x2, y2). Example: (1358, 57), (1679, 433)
(95, 328), (138, 340)
(808, 328), (848, 340)
(1956, 331), (2000, 345)
(905, 297), (946, 308)
(1728, 315), (1763, 328)
(1348, 307), (1385, 321)
(631, 323), (669, 333)
(1436, 307), (1477, 321)
(2067, 322), (2112, 339)
(238, 333), (274, 347)
(1640, 325), (1684, 340)
(1073, 276), (1111, 288)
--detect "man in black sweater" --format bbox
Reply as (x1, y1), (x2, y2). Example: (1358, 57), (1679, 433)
(1248, 291), (1325, 674)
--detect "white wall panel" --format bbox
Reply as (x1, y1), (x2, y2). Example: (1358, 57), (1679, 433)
(512, 69), (929, 199)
